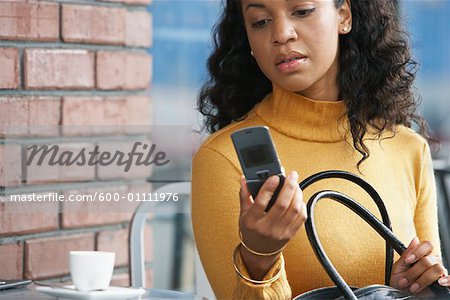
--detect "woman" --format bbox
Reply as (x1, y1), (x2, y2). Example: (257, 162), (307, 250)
(192, 0), (450, 299)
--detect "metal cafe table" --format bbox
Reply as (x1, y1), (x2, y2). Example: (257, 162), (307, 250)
(0, 284), (205, 299)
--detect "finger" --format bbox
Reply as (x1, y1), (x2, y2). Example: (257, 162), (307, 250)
(287, 199), (308, 234)
(439, 275), (450, 286)
(264, 171), (299, 224)
(396, 237), (420, 269)
(248, 175), (280, 217)
(408, 262), (447, 294)
(276, 185), (304, 231)
(239, 175), (254, 215)
(404, 240), (434, 265)
(399, 255), (441, 289)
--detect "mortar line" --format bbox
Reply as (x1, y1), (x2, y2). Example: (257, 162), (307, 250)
(0, 40), (150, 53)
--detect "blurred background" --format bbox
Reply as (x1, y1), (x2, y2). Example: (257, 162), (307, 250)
(148, 0), (220, 293)
(149, 0), (450, 294)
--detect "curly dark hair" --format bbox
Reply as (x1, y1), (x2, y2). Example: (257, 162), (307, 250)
(198, 0), (435, 167)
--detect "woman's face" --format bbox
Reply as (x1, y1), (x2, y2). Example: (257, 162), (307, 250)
(241, 0), (351, 100)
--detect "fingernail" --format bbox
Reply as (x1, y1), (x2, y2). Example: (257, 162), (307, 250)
(409, 236), (418, 246)
(406, 254), (416, 263)
(439, 277), (448, 286)
(410, 283), (419, 293)
(286, 172), (292, 181)
(267, 176), (278, 188)
(399, 278), (408, 288)
(288, 171), (297, 181)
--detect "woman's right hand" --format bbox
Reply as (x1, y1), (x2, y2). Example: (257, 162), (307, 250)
(238, 170), (307, 279)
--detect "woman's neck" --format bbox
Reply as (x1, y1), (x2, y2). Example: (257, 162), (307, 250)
(294, 78), (340, 102)
(254, 83), (349, 142)
(296, 86), (340, 102)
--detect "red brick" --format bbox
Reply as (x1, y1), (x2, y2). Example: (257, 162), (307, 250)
(0, 243), (23, 279)
(96, 141), (152, 180)
(62, 5), (125, 45)
(126, 11), (152, 47)
(124, 53), (152, 89)
(125, 96), (152, 131)
(96, 51), (152, 90)
(110, 272), (130, 287)
(61, 185), (136, 228)
(0, 144), (21, 187)
(0, 2), (59, 42)
(25, 234), (95, 279)
(0, 48), (20, 89)
(100, 0), (151, 5)
(28, 97), (60, 136)
(96, 141), (132, 180)
(102, 98), (126, 129)
(61, 97), (126, 136)
(0, 97), (28, 137)
(25, 49), (95, 89)
(25, 143), (96, 184)
(0, 97), (60, 138)
(61, 97), (105, 135)
(96, 228), (129, 267)
(0, 198), (58, 236)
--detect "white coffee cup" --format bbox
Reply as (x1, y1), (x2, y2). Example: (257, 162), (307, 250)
(70, 251), (115, 292)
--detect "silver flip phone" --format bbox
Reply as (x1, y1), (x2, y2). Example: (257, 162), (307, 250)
(231, 126), (285, 211)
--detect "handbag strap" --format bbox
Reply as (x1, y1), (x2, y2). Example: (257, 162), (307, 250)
(298, 170), (394, 285)
(302, 172), (450, 299)
(306, 190), (404, 299)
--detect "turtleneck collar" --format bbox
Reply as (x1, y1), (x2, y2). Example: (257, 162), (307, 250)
(255, 83), (349, 142)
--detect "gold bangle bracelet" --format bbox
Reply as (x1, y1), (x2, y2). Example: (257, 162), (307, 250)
(239, 231), (285, 257)
(232, 244), (284, 285)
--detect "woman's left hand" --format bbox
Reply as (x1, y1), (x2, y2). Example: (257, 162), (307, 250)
(389, 236), (449, 298)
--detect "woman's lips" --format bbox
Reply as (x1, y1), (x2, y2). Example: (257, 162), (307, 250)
(276, 57), (307, 73)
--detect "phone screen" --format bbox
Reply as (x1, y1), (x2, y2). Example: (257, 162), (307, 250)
(240, 144), (274, 168)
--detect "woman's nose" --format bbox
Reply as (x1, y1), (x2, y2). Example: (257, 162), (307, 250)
(272, 19), (298, 45)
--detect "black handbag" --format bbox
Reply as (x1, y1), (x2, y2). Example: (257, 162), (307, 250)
(293, 171), (450, 300)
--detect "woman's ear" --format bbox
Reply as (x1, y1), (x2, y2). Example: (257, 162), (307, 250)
(338, 0), (352, 34)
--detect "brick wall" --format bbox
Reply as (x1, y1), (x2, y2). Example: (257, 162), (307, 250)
(0, 0), (153, 286)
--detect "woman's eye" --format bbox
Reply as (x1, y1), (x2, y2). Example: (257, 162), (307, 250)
(294, 8), (316, 17)
(252, 19), (270, 28)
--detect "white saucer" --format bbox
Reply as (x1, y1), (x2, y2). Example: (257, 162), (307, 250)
(35, 285), (146, 300)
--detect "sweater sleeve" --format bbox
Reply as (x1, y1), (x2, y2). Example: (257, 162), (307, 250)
(233, 250), (292, 300)
(413, 142), (441, 256)
(191, 145), (292, 300)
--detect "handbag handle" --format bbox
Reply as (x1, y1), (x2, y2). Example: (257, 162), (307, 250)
(301, 171), (450, 299)
(298, 170), (394, 285)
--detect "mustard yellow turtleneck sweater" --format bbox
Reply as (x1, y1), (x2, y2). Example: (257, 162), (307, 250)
(191, 84), (440, 300)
